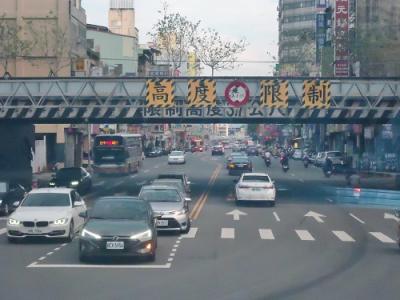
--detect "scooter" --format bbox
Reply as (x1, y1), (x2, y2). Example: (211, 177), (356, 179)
(323, 166), (332, 178)
(282, 163), (289, 173)
(265, 157), (271, 167)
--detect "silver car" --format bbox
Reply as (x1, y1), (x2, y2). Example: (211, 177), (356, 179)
(139, 185), (191, 233)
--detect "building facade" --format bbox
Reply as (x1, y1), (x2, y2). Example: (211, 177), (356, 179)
(87, 24), (138, 76)
(109, 0), (138, 38)
(278, 0), (330, 76)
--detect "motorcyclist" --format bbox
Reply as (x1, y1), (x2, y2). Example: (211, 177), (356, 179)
(265, 150), (272, 160)
(323, 157), (333, 174)
(280, 152), (289, 166)
(303, 152), (310, 167)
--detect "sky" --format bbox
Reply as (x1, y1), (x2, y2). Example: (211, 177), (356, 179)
(81, 0), (279, 76)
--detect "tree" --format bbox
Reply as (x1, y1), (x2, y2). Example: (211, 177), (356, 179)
(27, 13), (71, 77)
(149, 2), (200, 75)
(194, 28), (247, 76)
(0, 15), (32, 78)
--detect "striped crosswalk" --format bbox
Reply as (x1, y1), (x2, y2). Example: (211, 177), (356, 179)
(182, 227), (397, 245)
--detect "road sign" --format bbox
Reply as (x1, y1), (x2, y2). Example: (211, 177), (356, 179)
(225, 80), (250, 107)
(260, 80), (289, 108)
(188, 79), (216, 107)
(146, 79), (175, 108)
(302, 80), (331, 109)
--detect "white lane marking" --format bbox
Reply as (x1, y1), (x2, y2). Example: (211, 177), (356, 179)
(93, 181), (105, 187)
(168, 258), (174, 262)
(170, 253), (176, 257)
(369, 232), (396, 244)
(46, 252), (54, 256)
(273, 212), (281, 222)
(61, 243), (68, 247)
(130, 175), (137, 179)
(349, 213), (365, 224)
(298, 179), (305, 183)
(221, 228), (235, 239)
(295, 230), (315, 241)
(54, 248), (61, 251)
(332, 231), (355, 242)
(0, 228), (7, 235)
(38, 257), (46, 261)
(182, 227), (198, 239)
(290, 173), (295, 177)
(143, 170), (149, 173)
(27, 262), (172, 269)
(173, 244), (179, 248)
(172, 248), (177, 252)
(259, 229), (275, 240)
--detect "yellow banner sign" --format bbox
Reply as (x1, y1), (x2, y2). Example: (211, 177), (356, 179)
(187, 79), (216, 107)
(302, 80), (331, 109)
(260, 80), (289, 108)
(146, 79), (175, 108)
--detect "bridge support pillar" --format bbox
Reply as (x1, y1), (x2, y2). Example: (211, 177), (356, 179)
(0, 124), (34, 188)
(64, 128), (83, 168)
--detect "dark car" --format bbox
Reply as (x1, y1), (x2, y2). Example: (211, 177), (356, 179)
(79, 197), (158, 262)
(211, 145), (225, 156)
(191, 145), (204, 152)
(0, 182), (26, 216)
(246, 146), (258, 156)
(49, 167), (92, 194)
(157, 173), (191, 194)
(146, 148), (162, 157)
(227, 157), (253, 175)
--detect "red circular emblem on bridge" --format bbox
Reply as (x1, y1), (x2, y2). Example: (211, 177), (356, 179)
(224, 80), (250, 107)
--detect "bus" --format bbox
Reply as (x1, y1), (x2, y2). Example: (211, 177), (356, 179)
(93, 134), (143, 175)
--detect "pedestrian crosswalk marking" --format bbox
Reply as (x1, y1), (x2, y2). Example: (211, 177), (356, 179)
(369, 232), (396, 244)
(295, 230), (315, 241)
(259, 229), (275, 240)
(332, 231), (355, 242)
(221, 228), (235, 239)
(182, 227), (198, 239)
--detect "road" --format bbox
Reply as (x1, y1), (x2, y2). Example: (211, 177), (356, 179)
(0, 152), (399, 300)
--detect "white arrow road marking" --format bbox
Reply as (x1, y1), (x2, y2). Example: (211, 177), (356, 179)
(304, 211), (327, 223)
(295, 230), (315, 241)
(369, 232), (396, 244)
(182, 227), (198, 239)
(384, 213), (400, 223)
(259, 229), (275, 240)
(226, 209), (247, 221)
(273, 212), (281, 222)
(0, 228), (7, 235)
(221, 228), (235, 239)
(332, 231), (355, 242)
(349, 213), (365, 224)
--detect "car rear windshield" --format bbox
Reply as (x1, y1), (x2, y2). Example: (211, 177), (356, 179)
(232, 158), (249, 163)
(22, 193), (71, 207)
(56, 168), (81, 179)
(242, 175), (270, 182)
(91, 201), (147, 220)
(140, 189), (181, 202)
(158, 174), (183, 181)
(170, 151), (184, 156)
(152, 180), (185, 193)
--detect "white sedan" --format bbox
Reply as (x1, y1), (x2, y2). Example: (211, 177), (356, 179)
(235, 173), (276, 206)
(168, 151), (186, 164)
(7, 188), (87, 243)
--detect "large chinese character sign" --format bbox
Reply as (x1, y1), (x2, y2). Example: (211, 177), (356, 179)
(260, 80), (289, 108)
(302, 80), (331, 109)
(146, 79), (175, 108)
(187, 79), (216, 107)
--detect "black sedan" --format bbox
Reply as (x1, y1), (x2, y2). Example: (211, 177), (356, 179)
(227, 157), (253, 175)
(211, 145), (225, 156)
(49, 167), (92, 194)
(0, 182), (26, 215)
(246, 146), (258, 156)
(79, 197), (158, 262)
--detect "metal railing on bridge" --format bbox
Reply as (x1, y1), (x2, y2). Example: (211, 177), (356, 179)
(0, 77), (399, 123)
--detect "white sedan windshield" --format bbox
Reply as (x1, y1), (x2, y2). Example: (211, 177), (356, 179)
(22, 194), (71, 207)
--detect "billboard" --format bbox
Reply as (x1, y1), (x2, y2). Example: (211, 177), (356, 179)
(334, 0), (350, 77)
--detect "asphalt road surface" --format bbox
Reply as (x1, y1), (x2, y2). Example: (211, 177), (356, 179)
(0, 152), (399, 300)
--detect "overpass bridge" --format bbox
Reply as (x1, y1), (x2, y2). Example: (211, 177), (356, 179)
(0, 77), (399, 124)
